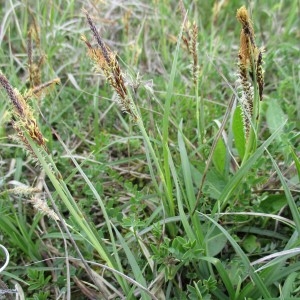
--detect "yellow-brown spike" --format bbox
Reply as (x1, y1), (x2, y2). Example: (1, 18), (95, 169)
(236, 6), (258, 74)
(178, 1), (199, 86)
(236, 6), (264, 138)
(27, 25), (43, 88)
(191, 22), (199, 85)
(82, 11), (138, 121)
(0, 73), (47, 150)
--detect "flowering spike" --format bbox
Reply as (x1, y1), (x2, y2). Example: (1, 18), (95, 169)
(0, 73), (47, 151)
(82, 11), (138, 121)
(236, 6), (264, 138)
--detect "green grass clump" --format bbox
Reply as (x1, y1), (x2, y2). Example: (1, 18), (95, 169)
(0, 1), (299, 299)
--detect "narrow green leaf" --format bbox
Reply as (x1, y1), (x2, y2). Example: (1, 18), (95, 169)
(178, 121), (205, 244)
(267, 150), (300, 235)
(168, 139), (195, 241)
(161, 16), (185, 218)
(178, 121), (197, 211)
(112, 224), (151, 300)
(289, 145), (300, 182)
(199, 213), (271, 299)
(232, 105), (246, 159)
(25, 134), (129, 293)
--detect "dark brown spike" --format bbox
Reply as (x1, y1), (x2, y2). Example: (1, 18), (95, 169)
(27, 28), (33, 66)
(0, 74), (25, 117)
(84, 11), (111, 65)
(256, 50), (264, 101)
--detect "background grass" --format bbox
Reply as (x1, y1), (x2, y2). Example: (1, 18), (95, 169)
(0, 0), (299, 299)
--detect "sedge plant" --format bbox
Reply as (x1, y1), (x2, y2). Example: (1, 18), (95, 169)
(1, 1), (299, 299)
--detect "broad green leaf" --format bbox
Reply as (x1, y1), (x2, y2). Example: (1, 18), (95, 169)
(212, 138), (226, 175)
(191, 164), (227, 200)
(259, 194), (287, 213)
(224, 256), (247, 287)
(266, 100), (286, 140)
(205, 226), (227, 256)
(241, 235), (259, 254)
(215, 124), (284, 211)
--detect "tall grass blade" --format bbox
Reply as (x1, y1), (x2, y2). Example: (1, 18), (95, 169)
(161, 15), (186, 219)
(199, 213), (271, 299)
(267, 149), (300, 234)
